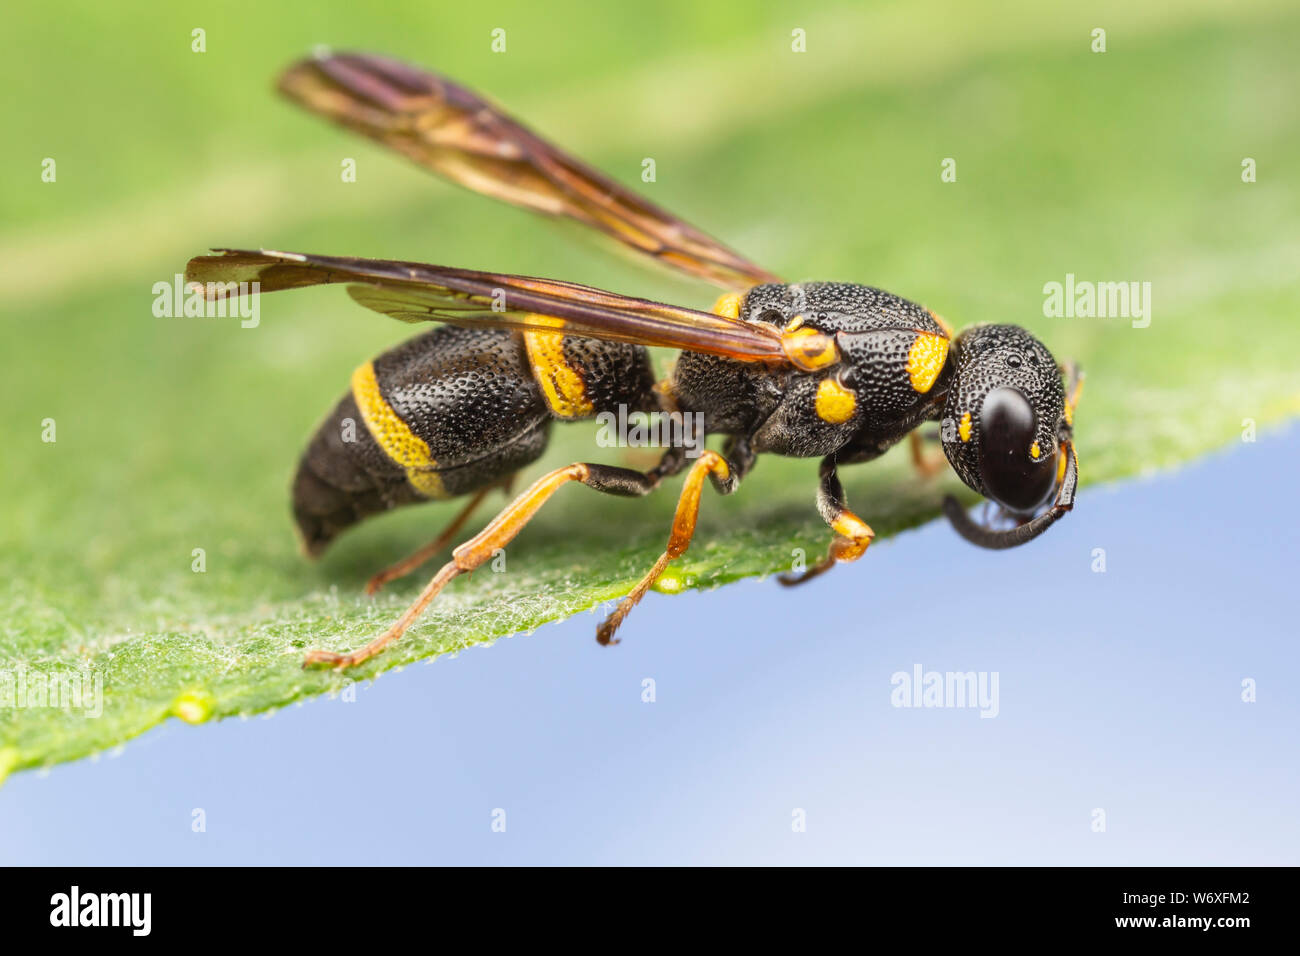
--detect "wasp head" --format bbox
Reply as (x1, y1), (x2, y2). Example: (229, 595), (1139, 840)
(939, 324), (1078, 548)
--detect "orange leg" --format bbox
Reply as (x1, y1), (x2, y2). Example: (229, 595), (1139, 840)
(304, 458), (679, 670)
(596, 450), (736, 645)
(365, 478), (513, 595)
(778, 457), (875, 587)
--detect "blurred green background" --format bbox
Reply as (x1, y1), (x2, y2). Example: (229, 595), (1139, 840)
(1, 0), (1297, 774)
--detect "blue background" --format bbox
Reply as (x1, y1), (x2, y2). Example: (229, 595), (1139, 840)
(2, 425), (1297, 865)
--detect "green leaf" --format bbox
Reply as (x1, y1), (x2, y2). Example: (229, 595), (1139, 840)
(3, 0), (1299, 778)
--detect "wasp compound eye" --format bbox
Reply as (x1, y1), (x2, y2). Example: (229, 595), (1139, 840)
(978, 387), (1057, 514)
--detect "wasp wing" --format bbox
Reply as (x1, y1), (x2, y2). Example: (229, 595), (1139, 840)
(277, 52), (780, 291)
(185, 249), (789, 364)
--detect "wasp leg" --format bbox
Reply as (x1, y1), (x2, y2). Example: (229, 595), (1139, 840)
(777, 457), (874, 587)
(304, 451), (686, 670)
(364, 486), (492, 596)
(908, 430), (946, 479)
(365, 477), (516, 596)
(595, 447), (741, 646)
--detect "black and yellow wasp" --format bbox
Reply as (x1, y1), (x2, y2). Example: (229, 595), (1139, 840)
(186, 52), (1082, 669)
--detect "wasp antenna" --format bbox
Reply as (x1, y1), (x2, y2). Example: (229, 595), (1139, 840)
(942, 496), (1066, 550)
(943, 440), (1077, 550)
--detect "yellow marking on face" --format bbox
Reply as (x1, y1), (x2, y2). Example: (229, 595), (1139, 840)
(711, 292), (743, 319)
(1057, 448), (1069, 484)
(350, 361), (448, 499)
(782, 327), (840, 371)
(815, 378), (857, 424)
(959, 411), (973, 442)
(1030, 442), (1042, 460)
(928, 309), (954, 338)
(784, 314), (805, 332)
(523, 328), (594, 419)
(906, 332), (949, 394)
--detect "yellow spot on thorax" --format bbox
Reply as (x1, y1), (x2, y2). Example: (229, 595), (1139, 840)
(351, 360), (449, 498)
(815, 378), (857, 424)
(959, 411), (973, 442)
(522, 326), (594, 419)
(783, 326), (840, 371)
(711, 292), (743, 319)
(906, 332), (949, 393)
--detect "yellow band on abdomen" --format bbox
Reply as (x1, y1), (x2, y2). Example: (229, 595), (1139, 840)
(350, 361), (448, 499)
(522, 328), (594, 419)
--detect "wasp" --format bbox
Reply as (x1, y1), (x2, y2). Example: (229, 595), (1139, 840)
(186, 53), (1082, 670)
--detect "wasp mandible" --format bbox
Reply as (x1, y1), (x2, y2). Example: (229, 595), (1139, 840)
(185, 53), (1082, 669)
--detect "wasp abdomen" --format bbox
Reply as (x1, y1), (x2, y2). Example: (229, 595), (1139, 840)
(293, 326), (551, 555)
(292, 325), (657, 556)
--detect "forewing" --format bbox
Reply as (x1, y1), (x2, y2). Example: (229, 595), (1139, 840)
(185, 249), (789, 364)
(278, 52), (781, 290)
